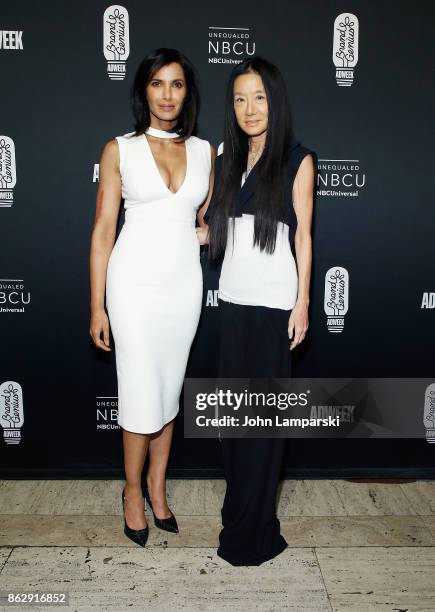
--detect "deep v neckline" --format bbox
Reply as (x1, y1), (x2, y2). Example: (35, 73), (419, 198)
(143, 134), (189, 197)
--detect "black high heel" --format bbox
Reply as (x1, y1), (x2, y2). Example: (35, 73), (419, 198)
(143, 483), (179, 534)
(121, 487), (149, 547)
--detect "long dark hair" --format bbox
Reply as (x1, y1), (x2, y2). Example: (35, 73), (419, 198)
(131, 48), (199, 140)
(208, 56), (294, 259)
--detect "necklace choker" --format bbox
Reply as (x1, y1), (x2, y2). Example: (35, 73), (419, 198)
(145, 126), (180, 139)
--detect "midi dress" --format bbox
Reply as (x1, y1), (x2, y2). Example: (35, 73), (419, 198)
(106, 131), (211, 434)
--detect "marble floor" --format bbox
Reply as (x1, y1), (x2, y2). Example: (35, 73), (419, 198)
(1, 479), (435, 611)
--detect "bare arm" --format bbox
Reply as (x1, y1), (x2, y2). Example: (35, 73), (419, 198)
(288, 153), (315, 349)
(89, 139), (122, 351)
(195, 143), (216, 244)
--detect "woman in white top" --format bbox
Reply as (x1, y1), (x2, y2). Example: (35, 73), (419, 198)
(199, 56), (316, 566)
(89, 49), (215, 547)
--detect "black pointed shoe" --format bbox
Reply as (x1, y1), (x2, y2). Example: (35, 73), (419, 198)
(121, 487), (149, 547)
(143, 484), (179, 534)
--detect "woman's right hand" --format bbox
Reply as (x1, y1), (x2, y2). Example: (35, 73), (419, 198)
(196, 224), (209, 245)
(89, 309), (111, 351)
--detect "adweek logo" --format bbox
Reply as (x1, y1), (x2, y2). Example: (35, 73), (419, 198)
(103, 5), (130, 80)
(0, 31), (23, 50)
(324, 267), (349, 333)
(0, 381), (24, 445)
(333, 13), (359, 87)
(423, 383), (435, 444)
(205, 289), (219, 307)
(208, 26), (255, 65)
(421, 293), (435, 309)
(0, 136), (17, 207)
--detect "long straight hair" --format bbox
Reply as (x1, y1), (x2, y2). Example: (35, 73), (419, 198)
(208, 56), (294, 260)
(131, 48), (199, 140)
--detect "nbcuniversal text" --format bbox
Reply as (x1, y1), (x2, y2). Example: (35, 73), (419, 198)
(183, 378), (435, 440)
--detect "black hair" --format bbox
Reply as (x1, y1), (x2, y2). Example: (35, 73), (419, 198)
(131, 48), (199, 140)
(208, 56), (294, 260)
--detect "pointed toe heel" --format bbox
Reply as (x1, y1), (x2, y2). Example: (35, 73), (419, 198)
(153, 511), (179, 534)
(143, 484), (179, 534)
(122, 488), (149, 547)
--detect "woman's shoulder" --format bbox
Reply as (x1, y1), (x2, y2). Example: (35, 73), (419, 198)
(188, 134), (213, 153)
(105, 132), (139, 172)
(288, 139), (317, 173)
(188, 134), (209, 144)
(115, 131), (139, 143)
(188, 136), (216, 170)
(289, 138), (315, 157)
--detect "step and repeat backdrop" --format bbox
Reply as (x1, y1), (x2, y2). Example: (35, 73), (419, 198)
(1, 1), (434, 477)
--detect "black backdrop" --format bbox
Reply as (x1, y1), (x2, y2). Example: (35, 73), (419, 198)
(1, 0), (434, 478)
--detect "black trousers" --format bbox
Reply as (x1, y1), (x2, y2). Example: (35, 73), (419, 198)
(216, 299), (292, 566)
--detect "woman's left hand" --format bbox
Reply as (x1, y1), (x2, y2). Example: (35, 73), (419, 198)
(288, 300), (309, 350)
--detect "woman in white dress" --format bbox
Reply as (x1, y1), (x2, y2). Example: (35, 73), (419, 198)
(89, 48), (215, 546)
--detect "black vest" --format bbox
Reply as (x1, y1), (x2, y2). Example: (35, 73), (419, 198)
(205, 140), (317, 246)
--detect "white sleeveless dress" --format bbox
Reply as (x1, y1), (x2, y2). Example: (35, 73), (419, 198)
(106, 132), (211, 434)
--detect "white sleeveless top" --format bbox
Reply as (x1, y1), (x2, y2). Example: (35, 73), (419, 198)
(218, 171), (298, 310)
